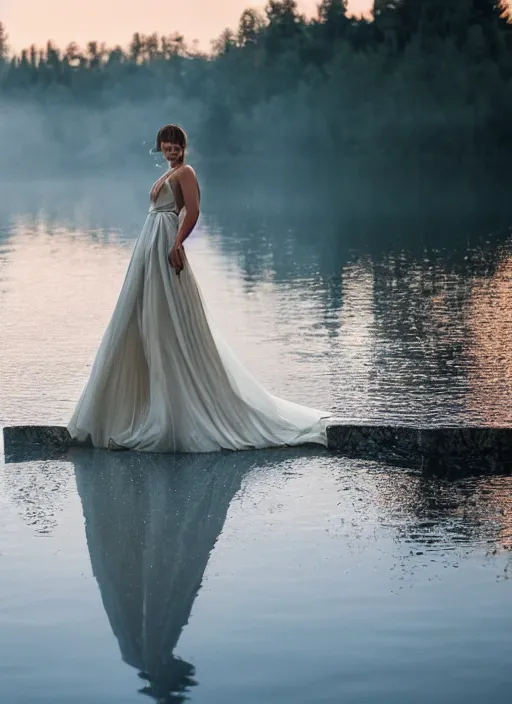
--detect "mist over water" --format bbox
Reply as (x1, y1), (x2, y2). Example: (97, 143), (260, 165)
(1, 143), (512, 429)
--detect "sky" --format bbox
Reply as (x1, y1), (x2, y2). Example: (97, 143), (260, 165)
(2, 0), (372, 53)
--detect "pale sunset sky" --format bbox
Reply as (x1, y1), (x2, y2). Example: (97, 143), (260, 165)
(2, 0), (372, 53)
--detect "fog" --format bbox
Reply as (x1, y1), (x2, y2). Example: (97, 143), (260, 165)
(0, 1), (511, 168)
(0, 1), (511, 253)
(0, 99), (201, 176)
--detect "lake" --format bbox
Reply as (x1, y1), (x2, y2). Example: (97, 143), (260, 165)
(1, 165), (512, 702)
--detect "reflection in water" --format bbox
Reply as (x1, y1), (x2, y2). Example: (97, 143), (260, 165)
(0, 174), (150, 238)
(2, 444), (512, 703)
(367, 465), (512, 556)
(328, 261), (377, 422)
(369, 252), (474, 425)
(0, 217), (134, 426)
(70, 447), (306, 702)
(1, 172), (512, 428)
(202, 173), (512, 426)
(467, 254), (512, 425)
(0, 456), (73, 535)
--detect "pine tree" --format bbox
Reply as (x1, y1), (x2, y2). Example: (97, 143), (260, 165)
(318, 0), (350, 40)
(0, 22), (9, 61)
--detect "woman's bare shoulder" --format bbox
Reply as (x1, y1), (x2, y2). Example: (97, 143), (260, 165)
(178, 164), (197, 179)
(169, 163), (196, 185)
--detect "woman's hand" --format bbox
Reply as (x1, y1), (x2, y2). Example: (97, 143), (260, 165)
(168, 243), (185, 276)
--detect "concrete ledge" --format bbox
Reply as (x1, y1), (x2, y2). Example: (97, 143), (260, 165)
(3, 425), (72, 447)
(2, 425), (92, 461)
(326, 424), (512, 472)
(3, 424), (512, 473)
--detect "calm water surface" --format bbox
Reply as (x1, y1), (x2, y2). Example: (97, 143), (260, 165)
(1, 169), (512, 702)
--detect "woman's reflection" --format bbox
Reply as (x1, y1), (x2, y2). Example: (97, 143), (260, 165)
(70, 446), (308, 702)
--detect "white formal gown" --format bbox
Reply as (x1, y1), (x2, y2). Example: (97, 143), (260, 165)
(67, 177), (330, 452)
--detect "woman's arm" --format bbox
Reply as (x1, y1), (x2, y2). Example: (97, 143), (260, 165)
(168, 165), (200, 275)
(176, 165), (200, 246)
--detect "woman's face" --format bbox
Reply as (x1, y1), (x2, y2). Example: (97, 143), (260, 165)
(161, 141), (183, 164)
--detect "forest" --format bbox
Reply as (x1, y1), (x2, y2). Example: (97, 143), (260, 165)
(0, 1), (511, 167)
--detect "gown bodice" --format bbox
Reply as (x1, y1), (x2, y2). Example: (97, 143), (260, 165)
(149, 180), (179, 215)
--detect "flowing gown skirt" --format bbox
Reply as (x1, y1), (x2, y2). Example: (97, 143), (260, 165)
(67, 192), (330, 452)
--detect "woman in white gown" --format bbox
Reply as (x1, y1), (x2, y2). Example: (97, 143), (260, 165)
(67, 124), (330, 453)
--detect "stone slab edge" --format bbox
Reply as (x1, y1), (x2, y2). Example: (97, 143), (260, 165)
(326, 424), (512, 460)
(2, 425), (92, 451)
(3, 424), (512, 466)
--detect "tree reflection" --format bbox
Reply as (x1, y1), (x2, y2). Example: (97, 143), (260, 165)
(369, 465), (512, 553)
(202, 156), (512, 291)
(466, 254), (512, 426)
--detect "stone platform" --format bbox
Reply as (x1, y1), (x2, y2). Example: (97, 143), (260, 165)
(2, 425), (91, 463)
(2, 424), (512, 473)
(326, 424), (512, 473)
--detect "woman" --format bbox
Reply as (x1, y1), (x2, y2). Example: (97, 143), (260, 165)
(67, 124), (330, 452)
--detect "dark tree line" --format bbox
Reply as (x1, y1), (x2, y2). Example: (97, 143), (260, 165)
(0, 1), (511, 164)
